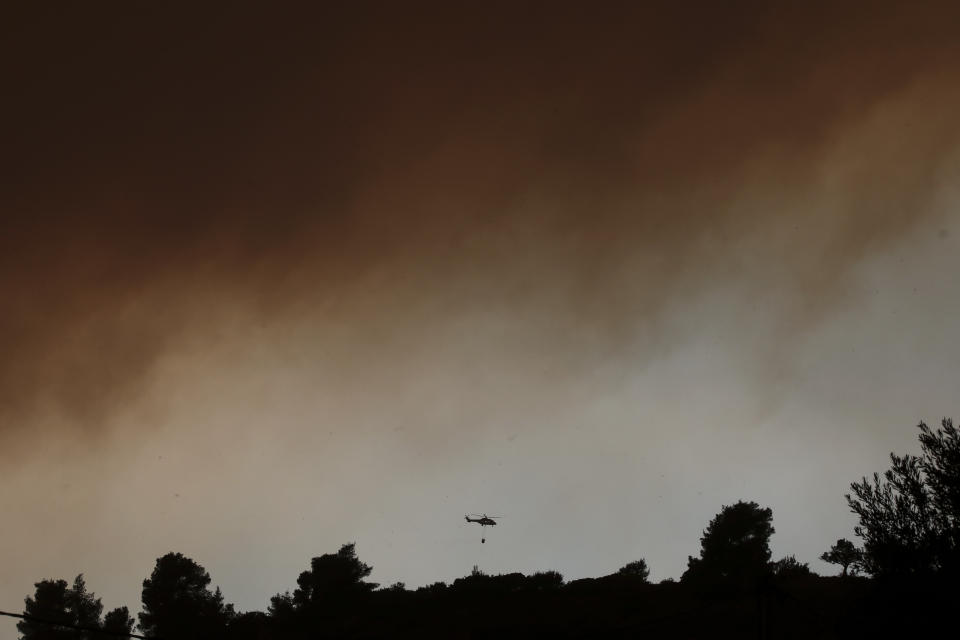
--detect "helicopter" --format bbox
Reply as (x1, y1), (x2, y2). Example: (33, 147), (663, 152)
(465, 514), (501, 543)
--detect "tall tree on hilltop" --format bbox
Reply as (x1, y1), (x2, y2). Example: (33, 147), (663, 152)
(291, 543), (377, 609)
(682, 501), (775, 586)
(139, 552), (234, 640)
(820, 538), (863, 576)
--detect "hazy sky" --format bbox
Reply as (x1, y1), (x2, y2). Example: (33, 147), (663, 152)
(3, 2), (960, 628)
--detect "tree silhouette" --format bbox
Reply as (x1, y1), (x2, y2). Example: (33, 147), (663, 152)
(18, 575), (106, 640)
(847, 419), (960, 576)
(820, 538), (863, 576)
(290, 543), (377, 609)
(682, 501), (774, 586)
(66, 576), (103, 637)
(264, 592), (297, 637)
(616, 560), (650, 582)
(101, 607), (135, 637)
(267, 591), (295, 618)
(225, 611), (269, 640)
(139, 552), (234, 640)
(19, 579), (74, 640)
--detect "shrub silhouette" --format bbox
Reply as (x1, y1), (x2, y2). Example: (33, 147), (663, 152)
(616, 560), (650, 582)
(526, 571), (564, 590)
(770, 555), (814, 580)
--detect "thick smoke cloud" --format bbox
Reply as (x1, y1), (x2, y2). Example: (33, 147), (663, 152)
(2, 2), (959, 447)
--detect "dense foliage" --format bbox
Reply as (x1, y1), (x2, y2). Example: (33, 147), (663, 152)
(847, 419), (960, 576)
(139, 552), (234, 640)
(682, 500), (774, 586)
(18, 575), (133, 640)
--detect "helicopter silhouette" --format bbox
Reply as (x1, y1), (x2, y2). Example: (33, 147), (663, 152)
(465, 514), (501, 543)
